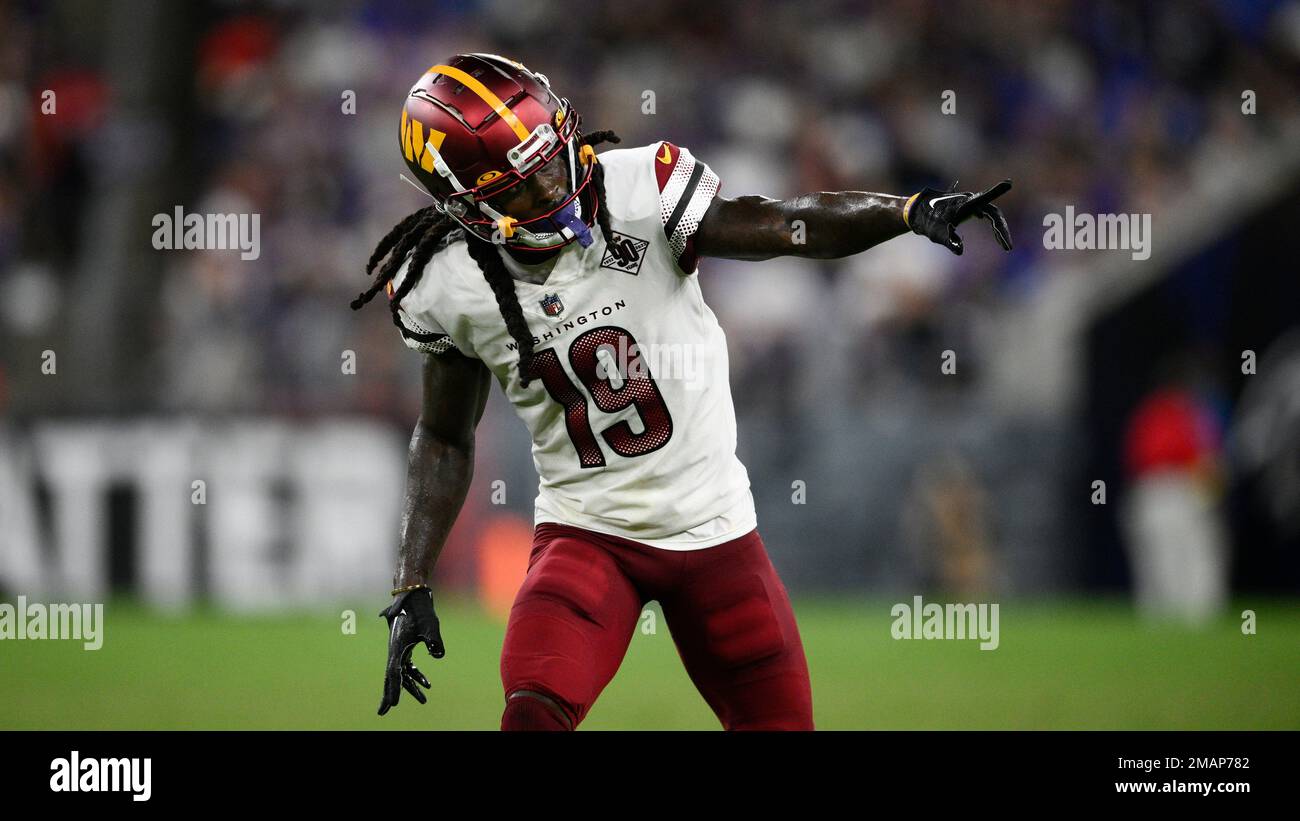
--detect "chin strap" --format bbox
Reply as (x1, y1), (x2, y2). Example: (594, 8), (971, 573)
(553, 200), (594, 247)
(550, 144), (597, 247)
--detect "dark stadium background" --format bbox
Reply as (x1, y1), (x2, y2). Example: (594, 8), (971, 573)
(1, 0), (1297, 729)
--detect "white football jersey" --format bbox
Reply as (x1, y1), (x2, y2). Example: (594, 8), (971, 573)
(389, 142), (756, 550)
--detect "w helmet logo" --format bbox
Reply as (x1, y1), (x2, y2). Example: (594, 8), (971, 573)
(600, 230), (649, 275)
(539, 293), (565, 317)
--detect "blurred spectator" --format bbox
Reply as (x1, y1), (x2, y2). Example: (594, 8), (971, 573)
(1121, 379), (1229, 624)
(901, 450), (997, 596)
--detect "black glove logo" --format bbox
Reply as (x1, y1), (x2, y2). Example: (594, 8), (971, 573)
(906, 180), (1013, 256)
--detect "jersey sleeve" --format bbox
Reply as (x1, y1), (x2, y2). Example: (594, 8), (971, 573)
(387, 255), (472, 357)
(653, 142), (722, 275)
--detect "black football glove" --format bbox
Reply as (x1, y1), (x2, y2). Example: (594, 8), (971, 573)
(904, 180), (1013, 255)
(377, 586), (445, 716)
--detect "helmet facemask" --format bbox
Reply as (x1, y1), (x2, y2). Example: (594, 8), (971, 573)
(427, 100), (598, 252)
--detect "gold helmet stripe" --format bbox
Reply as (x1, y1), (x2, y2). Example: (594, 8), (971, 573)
(428, 63), (531, 142)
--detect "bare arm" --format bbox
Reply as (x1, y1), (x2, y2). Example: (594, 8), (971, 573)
(693, 181), (1012, 261)
(391, 350), (492, 589)
(693, 191), (910, 261)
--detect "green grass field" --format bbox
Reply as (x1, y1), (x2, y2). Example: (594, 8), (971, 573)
(2, 596), (1297, 730)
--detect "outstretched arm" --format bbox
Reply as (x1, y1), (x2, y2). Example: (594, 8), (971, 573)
(693, 181), (1012, 261)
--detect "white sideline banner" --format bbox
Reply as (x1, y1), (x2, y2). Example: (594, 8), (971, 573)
(0, 419), (405, 610)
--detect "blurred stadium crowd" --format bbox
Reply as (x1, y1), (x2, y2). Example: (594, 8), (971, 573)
(2, 0), (1299, 600)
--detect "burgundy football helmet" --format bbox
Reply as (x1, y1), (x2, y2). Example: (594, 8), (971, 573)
(399, 53), (599, 252)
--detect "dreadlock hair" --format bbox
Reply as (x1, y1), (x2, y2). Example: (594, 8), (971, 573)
(353, 130), (622, 389)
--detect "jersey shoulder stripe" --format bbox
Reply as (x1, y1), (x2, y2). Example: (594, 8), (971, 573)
(650, 141), (721, 274)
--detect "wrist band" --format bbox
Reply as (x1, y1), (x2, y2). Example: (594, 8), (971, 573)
(903, 192), (920, 227)
(391, 583), (430, 597)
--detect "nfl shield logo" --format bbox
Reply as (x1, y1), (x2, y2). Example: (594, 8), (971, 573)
(540, 292), (564, 317)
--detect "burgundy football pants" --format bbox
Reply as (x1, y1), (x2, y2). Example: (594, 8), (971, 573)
(499, 521), (813, 730)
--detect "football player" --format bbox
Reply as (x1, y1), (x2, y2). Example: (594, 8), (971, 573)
(360, 53), (1012, 730)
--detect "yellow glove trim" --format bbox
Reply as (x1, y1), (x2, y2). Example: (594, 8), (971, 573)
(391, 583), (430, 597)
(903, 192), (921, 227)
